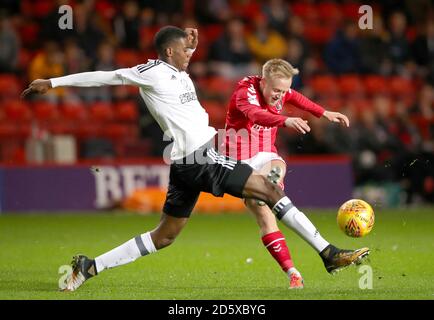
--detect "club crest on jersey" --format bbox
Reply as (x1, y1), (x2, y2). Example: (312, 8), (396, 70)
(275, 99), (283, 111)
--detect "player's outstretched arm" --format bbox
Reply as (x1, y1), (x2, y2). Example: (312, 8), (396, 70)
(21, 70), (126, 99)
(322, 110), (350, 127)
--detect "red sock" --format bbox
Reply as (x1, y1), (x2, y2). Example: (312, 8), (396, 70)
(262, 231), (294, 272)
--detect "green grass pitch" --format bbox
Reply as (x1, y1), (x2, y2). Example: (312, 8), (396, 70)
(0, 208), (433, 300)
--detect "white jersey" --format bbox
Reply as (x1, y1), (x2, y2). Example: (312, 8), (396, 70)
(50, 59), (217, 160)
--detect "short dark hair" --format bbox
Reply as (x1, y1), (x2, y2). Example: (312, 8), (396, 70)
(154, 26), (187, 56)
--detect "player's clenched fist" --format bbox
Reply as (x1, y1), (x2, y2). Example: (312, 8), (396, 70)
(184, 28), (198, 49)
(284, 117), (311, 134)
(21, 79), (52, 98)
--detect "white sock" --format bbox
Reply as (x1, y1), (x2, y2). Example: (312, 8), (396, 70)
(94, 232), (157, 273)
(272, 197), (329, 253)
(288, 267), (300, 277)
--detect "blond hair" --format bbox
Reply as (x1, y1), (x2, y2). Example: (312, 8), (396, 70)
(262, 59), (299, 80)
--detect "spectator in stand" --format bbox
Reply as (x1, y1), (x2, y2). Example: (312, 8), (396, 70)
(194, 0), (230, 25)
(246, 13), (288, 65)
(28, 41), (64, 102)
(0, 11), (19, 73)
(63, 38), (90, 103)
(285, 37), (310, 90)
(412, 20), (434, 84)
(359, 15), (391, 75)
(286, 15), (310, 60)
(151, 0), (184, 26)
(64, 38), (90, 75)
(40, 0), (74, 43)
(208, 17), (257, 79)
(84, 41), (118, 102)
(324, 20), (361, 74)
(409, 84), (433, 151)
(70, 2), (107, 61)
(386, 11), (412, 76)
(262, 0), (290, 36)
(113, 0), (141, 49)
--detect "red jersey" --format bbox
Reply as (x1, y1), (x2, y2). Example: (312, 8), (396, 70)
(222, 76), (325, 160)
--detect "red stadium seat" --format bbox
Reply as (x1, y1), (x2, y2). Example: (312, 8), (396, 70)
(32, 101), (59, 123)
(33, 0), (55, 18)
(319, 96), (345, 112)
(317, 2), (343, 25)
(102, 123), (130, 140)
(309, 75), (340, 97)
(89, 102), (114, 122)
(4, 100), (32, 122)
(95, 0), (116, 20)
(77, 122), (102, 139)
(202, 76), (237, 98)
(0, 74), (22, 98)
(291, 2), (318, 22)
(338, 75), (365, 97)
(389, 77), (415, 97)
(18, 23), (40, 47)
(202, 24), (224, 43)
(202, 100), (226, 128)
(342, 2), (362, 21)
(115, 49), (143, 68)
(303, 23), (335, 45)
(389, 76), (417, 106)
(114, 101), (138, 122)
(363, 75), (389, 96)
(0, 122), (18, 140)
(60, 103), (88, 121)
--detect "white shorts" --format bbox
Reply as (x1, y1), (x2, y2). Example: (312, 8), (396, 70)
(241, 152), (286, 172)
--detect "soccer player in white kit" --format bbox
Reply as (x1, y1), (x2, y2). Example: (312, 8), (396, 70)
(22, 26), (369, 292)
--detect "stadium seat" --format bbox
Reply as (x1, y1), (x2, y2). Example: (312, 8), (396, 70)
(352, 98), (373, 114)
(202, 76), (237, 99)
(4, 100), (32, 122)
(303, 23), (335, 44)
(18, 22), (40, 47)
(202, 100), (226, 128)
(77, 122), (102, 139)
(33, 0), (55, 18)
(139, 26), (160, 51)
(389, 76), (416, 106)
(114, 101), (138, 123)
(201, 24), (224, 44)
(115, 49), (143, 68)
(60, 103), (88, 122)
(89, 102), (114, 122)
(319, 96), (345, 111)
(291, 2), (318, 22)
(102, 123), (130, 140)
(32, 101), (59, 123)
(309, 75), (340, 97)
(0, 122), (18, 140)
(389, 76), (415, 97)
(317, 2), (343, 25)
(95, 0), (116, 20)
(0, 74), (22, 98)
(363, 75), (389, 96)
(342, 2), (362, 21)
(338, 75), (365, 97)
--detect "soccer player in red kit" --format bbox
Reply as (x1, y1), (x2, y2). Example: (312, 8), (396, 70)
(222, 59), (364, 288)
